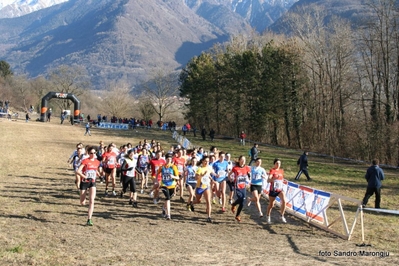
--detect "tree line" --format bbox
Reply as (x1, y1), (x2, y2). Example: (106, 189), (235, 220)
(179, 0), (399, 165)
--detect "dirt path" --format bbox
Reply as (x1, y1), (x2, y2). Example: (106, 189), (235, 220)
(0, 120), (397, 265)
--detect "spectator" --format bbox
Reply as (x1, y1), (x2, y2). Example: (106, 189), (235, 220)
(362, 159), (385, 209)
(84, 122), (92, 136)
(47, 108), (52, 122)
(182, 124), (187, 135)
(294, 151), (312, 181)
(249, 143), (259, 166)
(201, 126), (206, 141)
(209, 128), (215, 141)
(239, 131), (247, 146)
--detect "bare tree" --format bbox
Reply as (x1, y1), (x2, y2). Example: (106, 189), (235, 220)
(101, 82), (134, 118)
(48, 65), (90, 111)
(9, 75), (32, 111)
(30, 76), (53, 112)
(142, 69), (179, 122)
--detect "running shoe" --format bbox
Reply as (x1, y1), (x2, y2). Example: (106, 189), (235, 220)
(212, 197), (216, 204)
(86, 219), (93, 226)
(149, 191), (154, 198)
(221, 207), (226, 212)
(190, 203), (195, 212)
(112, 190), (117, 196)
(231, 205), (236, 214)
(219, 198), (222, 205)
(266, 216), (271, 224)
(162, 207), (166, 217)
(166, 215), (171, 220)
(235, 216), (241, 222)
(187, 204), (191, 211)
(129, 199), (133, 205)
(104, 190), (109, 196)
(247, 197), (251, 206)
(180, 197), (185, 203)
(133, 201), (138, 208)
(206, 217), (212, 223)
(259, 212), (264, 218)
(281, 216), (287, 223)
(140, 189), (144, 194)
(120, 191), (124, 198)
(229, 199), (233, 205)
(153, 198), (158, 204)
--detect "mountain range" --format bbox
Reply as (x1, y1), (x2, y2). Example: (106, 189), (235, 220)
(0, 0), (371, 89)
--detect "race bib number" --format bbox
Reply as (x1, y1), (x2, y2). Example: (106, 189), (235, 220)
(218, 170), (226, 178)
(254, 173), (261, 180)
(140, 157), (147, 166)
(108, 158), (115, 167)
(201, 175), (210, 185)
(187, 172), (195, 181)
(86, 170), (96, 179)
(274, 180), (283, 192)
(126, 168), (135, 177)
(177, 165), (184, 173)
(162, 172), (172, 181)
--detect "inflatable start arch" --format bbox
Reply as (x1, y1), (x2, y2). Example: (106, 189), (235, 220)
(40, 92), (81, 123)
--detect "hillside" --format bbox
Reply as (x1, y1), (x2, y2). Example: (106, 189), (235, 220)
(0, 0), (254, 88)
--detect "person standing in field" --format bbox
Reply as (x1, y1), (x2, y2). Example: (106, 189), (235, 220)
(76, 146), (100, 226)
(239, 131), (246, 146)
(294, 151), (312, 181)
(249, 143), (259, 166)
(201, 126), (206, 141)
(84, 122), (91, 136)
(47, 108), (52, 122)
(362, 159), (385, 209)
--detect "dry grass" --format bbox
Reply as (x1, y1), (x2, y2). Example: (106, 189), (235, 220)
(0, 116), (398, 265)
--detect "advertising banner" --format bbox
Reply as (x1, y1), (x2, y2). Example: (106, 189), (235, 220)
(97, 122), (128, 130)
(262, 180), (330, 223)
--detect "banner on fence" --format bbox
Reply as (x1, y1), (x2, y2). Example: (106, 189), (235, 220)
(172, 131), (192, 149)
(97, 122), (128, 130)
(262, 180), (330, 224)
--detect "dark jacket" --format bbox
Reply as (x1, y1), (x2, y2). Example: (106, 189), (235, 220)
(250, 146), (259, 159)
(365, 165), (385, 188)
(298, 153), (308, 169)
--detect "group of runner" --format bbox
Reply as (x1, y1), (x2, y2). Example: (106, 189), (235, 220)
(69, 139), (288, 226)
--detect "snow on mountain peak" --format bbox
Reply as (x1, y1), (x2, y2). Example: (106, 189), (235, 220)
(0, 0), (69, 18)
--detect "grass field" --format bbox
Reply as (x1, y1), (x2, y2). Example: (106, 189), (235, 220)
(0, 115), (398, 265)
